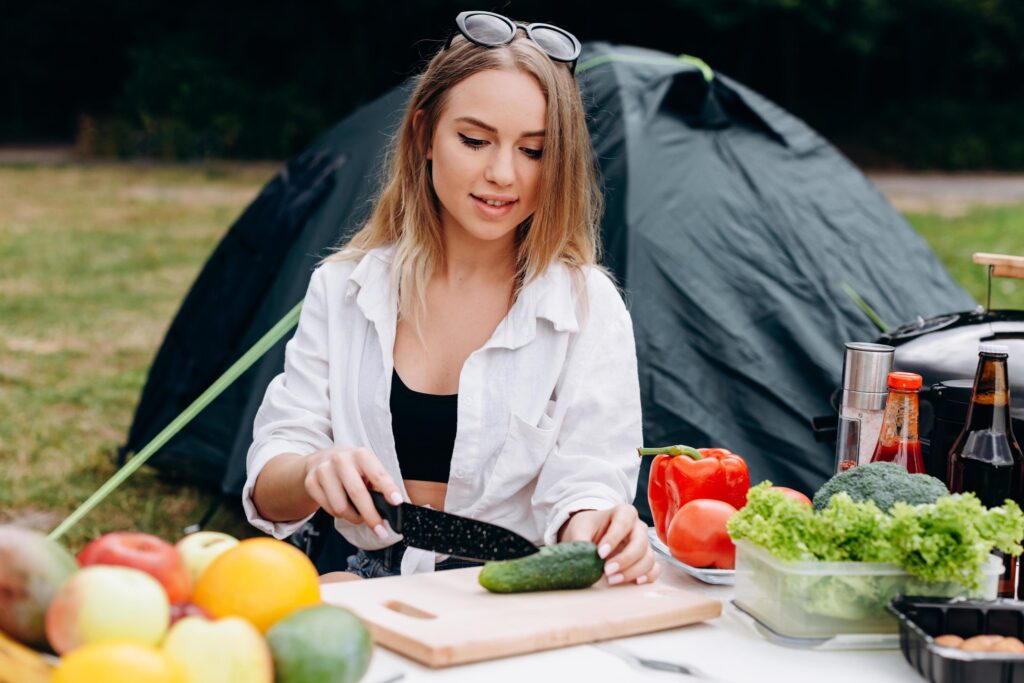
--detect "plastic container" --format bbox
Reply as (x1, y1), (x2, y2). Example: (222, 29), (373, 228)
(733, 540), (1001, 639)
(888, 596), (1024, 683)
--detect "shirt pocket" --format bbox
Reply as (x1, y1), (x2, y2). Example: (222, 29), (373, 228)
(481, 401), (559, 501)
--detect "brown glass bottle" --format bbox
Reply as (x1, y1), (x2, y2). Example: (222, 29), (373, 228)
(946, 344), (1023, 598)
(870, 372), (925, 474)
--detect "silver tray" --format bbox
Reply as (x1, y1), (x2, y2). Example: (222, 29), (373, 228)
(648, 527), (736, 585)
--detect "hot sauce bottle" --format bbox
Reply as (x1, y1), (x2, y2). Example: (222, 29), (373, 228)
(946, 344), (1023, 598)
(870, 372), (925, 474)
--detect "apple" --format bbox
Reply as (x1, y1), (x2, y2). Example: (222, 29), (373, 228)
(163, 616), (273, 683)
(175, 532), (238, 586)
(769, 486), (813, 506)
(77, 531), (191, 603)
(170, 603), (212, 625)
(0, 525), (79, 649)
(45, 565), (170, 655)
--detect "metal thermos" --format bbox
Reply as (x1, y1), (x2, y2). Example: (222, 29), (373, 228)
(840, 342), (895, 465)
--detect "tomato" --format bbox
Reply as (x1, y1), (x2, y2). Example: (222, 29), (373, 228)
(666, 499), (737, 569)
(769, 486), (812, 506)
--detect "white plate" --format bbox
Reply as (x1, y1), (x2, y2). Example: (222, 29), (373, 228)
(647, 527), (736, 585)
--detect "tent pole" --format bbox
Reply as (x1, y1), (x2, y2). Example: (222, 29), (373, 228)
(48, 301), (304, 541)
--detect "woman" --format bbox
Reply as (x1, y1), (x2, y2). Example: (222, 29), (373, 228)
(244, 11), (658, 585)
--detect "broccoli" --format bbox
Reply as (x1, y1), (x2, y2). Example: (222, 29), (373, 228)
(813, 461), (948, 512)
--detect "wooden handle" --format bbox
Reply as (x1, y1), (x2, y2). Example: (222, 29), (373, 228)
(973, 253), (1024, 280)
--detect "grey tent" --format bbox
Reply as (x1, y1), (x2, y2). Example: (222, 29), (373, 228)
(122, 42), (973, 525)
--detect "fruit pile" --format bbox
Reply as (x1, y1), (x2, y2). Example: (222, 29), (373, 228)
(0, 526), (372, 683)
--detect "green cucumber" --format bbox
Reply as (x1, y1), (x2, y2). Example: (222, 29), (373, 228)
(478, 541), (604, 593)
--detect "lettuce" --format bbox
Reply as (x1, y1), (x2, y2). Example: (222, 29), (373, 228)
(728, 483), (1024, 590)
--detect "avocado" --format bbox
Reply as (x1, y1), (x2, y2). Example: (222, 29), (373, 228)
(478, 541), (605, 593)
(266, 604), (372, 683)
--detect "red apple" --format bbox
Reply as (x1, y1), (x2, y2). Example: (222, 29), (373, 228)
(77, 531), (191, 604)
(170, 602), (212, 626)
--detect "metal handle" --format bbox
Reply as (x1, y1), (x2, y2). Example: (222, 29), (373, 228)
(370, 490), (402, 532)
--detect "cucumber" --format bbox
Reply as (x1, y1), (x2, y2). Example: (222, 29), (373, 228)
(478, 541), (604, 593)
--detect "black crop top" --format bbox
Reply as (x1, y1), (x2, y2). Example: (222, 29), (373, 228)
(390, 369), (457, 483)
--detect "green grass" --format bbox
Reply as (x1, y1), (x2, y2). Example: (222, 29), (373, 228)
(905, 204), (1024, 310)
(1, 162), (1022, 553)
(0, 162), (275, 550)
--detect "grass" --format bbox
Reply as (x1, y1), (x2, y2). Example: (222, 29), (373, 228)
(1, 162), (1022, 553)
(0, 162), (275, 550)
(905, 204), (1024, 310)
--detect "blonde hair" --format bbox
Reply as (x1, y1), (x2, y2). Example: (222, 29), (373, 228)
(325, 28), (604, 329)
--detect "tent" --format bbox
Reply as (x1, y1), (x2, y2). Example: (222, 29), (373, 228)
(122, 42), (974, 527)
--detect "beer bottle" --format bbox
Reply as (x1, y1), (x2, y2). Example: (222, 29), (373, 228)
(870, 372), (925, 474)
(946, 344), (1023, 598)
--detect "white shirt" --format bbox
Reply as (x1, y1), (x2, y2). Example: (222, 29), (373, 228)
(242, 244), (642, 574)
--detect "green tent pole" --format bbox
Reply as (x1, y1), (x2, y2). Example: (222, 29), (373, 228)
(48, 300), (304, 541)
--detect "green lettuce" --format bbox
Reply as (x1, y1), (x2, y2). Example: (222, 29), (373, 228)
(728, 483), (1024, 590)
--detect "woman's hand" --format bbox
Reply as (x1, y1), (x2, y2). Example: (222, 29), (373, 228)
(302, 447), (403, 539)
(558, 505), (661, 586)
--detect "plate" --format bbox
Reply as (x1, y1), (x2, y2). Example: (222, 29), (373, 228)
(647, 527), (735, 585)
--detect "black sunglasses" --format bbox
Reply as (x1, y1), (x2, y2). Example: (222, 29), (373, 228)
(445, 11), (582, 76)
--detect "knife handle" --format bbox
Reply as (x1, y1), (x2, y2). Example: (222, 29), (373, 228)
(369, 490), (402, 532)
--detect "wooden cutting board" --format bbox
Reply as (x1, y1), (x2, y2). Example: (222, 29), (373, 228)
(320, 566), (721, 667)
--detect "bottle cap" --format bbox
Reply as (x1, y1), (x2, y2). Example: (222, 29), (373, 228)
(887, 371), (922, 390)
(842, 342), (895, 393)
(979, 343), (1010, 356)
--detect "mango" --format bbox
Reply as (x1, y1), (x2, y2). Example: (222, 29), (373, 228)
(0, 525), (79, 649)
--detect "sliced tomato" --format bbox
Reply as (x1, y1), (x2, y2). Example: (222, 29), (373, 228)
(769, 486), (812, 506)
(666, 498), (737, 569)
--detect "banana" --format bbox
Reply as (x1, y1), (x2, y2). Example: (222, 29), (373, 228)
(0, 630), (54, 683)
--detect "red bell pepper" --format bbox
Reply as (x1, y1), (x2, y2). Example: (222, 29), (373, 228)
(639, 445), (750, 543)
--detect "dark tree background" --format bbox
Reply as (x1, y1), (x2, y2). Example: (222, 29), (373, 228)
(3, 0), (1023, 167)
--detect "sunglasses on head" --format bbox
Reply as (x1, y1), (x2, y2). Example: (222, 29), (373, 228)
(445, 11), (582, 76)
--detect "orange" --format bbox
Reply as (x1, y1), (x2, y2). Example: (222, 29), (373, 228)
(192, 538), (321, 632)
(54, 642), (184, 683)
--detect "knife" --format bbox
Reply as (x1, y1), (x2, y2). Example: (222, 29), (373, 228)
(369, 491), (539, 562)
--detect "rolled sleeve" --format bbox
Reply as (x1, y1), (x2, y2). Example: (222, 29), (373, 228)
(242, 267), (336, 538)
(532, 270), (643, 545)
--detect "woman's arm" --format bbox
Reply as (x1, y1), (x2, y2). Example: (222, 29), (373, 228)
(252, 452), (318, 523)
(254, 448), (403, 540)
(242, 266), (335, 538)
(532, 268), (654, 583)
(242, 266), (403, 544)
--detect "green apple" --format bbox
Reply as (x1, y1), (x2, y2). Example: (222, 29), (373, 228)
(174, 532), (239, 586)
(163, 615), (273, 683)
(45, 565), (170, 655)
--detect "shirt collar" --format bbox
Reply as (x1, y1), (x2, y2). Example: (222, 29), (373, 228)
(345, 244), (581, 350)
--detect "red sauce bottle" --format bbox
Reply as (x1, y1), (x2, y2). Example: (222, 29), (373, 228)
(870, 372), (925, 474)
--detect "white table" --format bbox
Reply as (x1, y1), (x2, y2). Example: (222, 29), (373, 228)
(354, 557), (920, 683)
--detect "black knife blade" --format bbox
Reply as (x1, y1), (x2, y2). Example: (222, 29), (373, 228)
(370, 491), (539, 562)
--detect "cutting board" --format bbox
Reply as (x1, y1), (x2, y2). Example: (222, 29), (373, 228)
(320, 566), (721, 667)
